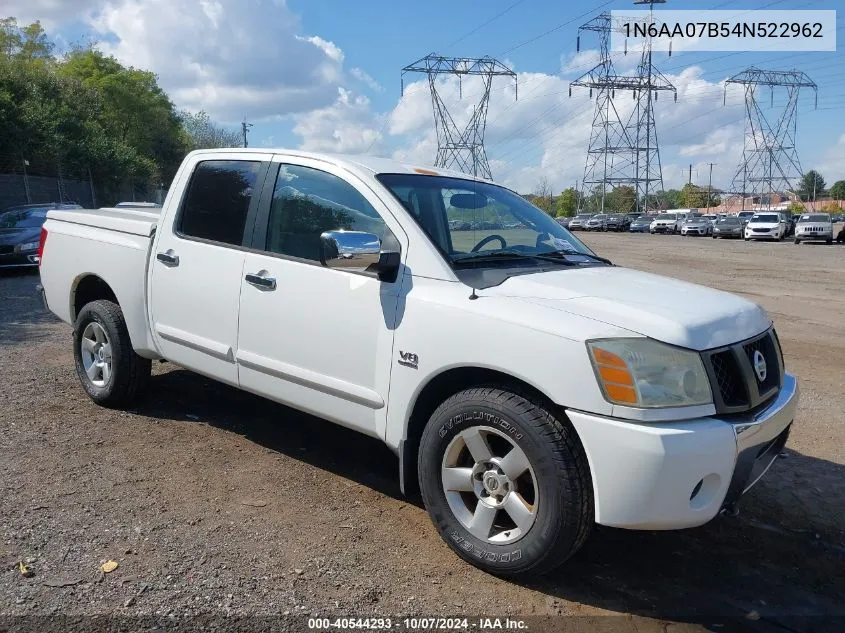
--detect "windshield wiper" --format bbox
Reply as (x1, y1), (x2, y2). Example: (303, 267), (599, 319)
(542, 249), (614, 266)
(453, 250), (577, 267)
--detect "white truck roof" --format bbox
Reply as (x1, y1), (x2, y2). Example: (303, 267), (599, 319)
(186, 148), (487, 184)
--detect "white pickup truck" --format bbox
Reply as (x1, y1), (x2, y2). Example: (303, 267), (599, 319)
(37, 149), (798, 577)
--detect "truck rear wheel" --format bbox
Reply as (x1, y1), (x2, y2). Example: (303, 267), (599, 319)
(418, 387), (593, 577)
(73, 300), (151, 408)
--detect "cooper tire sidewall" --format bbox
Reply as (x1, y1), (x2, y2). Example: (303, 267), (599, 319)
(420, 401), (565, 575)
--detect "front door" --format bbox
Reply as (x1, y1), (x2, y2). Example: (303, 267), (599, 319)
(149, 155), (268, 385)
(235, 157), (407, 437)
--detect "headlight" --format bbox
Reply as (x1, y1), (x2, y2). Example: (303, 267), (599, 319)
(587, 338), (712, 408)
(18, 241), (39, 252)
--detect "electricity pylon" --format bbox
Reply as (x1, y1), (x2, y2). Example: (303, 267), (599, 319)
(401, 54), (517, 180)
(724, 67), (817, 210)
(570, 1), (676, 213)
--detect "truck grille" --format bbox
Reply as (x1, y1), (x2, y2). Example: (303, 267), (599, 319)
(701, 328), (784, 414)
(0, 245), (15, 255)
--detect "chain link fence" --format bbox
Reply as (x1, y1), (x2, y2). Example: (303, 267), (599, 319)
(0, 153), (167, 211)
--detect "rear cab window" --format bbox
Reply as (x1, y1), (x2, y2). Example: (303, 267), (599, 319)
(177, 160), (263, 246)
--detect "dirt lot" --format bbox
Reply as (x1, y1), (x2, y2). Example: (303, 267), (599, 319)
(1, 233), (843, 632)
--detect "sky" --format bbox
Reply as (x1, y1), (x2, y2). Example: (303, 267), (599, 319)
(6, 0), (845, 194)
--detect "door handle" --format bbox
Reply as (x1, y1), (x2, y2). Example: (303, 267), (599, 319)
(156, 251), (179, 267)
(245, 272), (276, 291)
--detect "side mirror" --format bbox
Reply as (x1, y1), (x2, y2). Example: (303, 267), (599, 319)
(319, 230), (400, 283)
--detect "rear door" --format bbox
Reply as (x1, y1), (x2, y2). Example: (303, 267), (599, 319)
(149, 154), (269, 385)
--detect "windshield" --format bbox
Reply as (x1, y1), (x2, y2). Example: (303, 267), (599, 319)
(798, 214), (830, 223)
(737, 212), (753, 218)
(376, 174), (595, 266)
(655, 214), (676, 220)
(0, 208), (49, 229)
(574, 214), (592, 220)
(592, 214), (608, 220)
(750, 214), (779, 223)
(717, 218), (741, 225)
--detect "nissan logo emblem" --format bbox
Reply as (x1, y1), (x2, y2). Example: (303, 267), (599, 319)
(753, 350), (767, 383)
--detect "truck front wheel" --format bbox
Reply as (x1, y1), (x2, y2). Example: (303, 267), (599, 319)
(73, 300), (151, 408)
(418, 387), (593, 577)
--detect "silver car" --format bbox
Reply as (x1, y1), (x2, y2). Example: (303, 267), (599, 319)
(680, 215), (713, 236)
(568, 213), (593, 230)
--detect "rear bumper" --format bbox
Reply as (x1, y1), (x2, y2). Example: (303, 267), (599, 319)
(567, 373), (798, 530)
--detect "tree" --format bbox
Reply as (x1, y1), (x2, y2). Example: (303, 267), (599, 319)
(829, 180), (845, 201)
(180, 110), (242, 150)
(532, 176), (554, 214)
(797, 170), (825, 202)
(788, 201), (805, 214)
(555, 188), (578, 217)
(606, 185), (636, 213)
(679, 183), (706, 208)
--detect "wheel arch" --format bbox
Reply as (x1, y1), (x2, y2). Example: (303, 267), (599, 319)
(71, 274), (118, 321)
(398, 365), (567, 496)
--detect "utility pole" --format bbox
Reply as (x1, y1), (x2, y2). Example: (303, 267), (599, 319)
(241, 117), (253, 148)
(812, 174), (817, 210)
(688, 164), (692, 185)
(707, 162), (716, 210)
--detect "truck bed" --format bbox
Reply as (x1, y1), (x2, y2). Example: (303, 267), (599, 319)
(40, 206), (160, 358)
(46, 206), (159, 237)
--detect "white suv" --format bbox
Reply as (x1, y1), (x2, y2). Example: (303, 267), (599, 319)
(744, 212), (786, 241)
(794, 213), (833, 245)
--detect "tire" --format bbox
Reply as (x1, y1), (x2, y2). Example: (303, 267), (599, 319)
(73, 299), (151, 408)
(418, 387), (593, 578)
(794, 238), (800, 245)
(826, 238), (833, 245)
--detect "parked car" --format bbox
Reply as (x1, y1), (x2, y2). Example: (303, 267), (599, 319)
(556, 217), (572, 229)
(744, 212), (787, 241)
(781, 212), (797, 237)
(0, 202), (82, 268)
(606, 213), (631, 232)
(628, 215), (652, 233)
(584, 214), (609, 231)
(649, 213), (681, 234)
(735, 211), (754, 226)
(793, 213), (833, 245)
(37, 148), (798, 578)
(680, 215), (713, 236)
(702, 214), (718, 225)
(712, 217), (744, 239)
(567, 213), (593, 230)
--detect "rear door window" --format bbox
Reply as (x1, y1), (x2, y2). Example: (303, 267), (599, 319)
(177, 160), (262, 246)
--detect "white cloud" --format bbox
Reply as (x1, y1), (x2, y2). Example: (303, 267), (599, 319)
(85, 0), (347, 123)
(292, 88), (383, 154)
(818, 133), (845, 181)
(350, 67), (383, 93)
(3, 0), (102, 29)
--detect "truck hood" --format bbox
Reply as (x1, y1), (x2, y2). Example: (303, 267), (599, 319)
(486, 266), (770, 351)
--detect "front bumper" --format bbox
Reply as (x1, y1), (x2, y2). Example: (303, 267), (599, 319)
(651, 225), (674, 233)
(567, 373), (798, 530)
(682, 227), (709, 235)
(0, 251), (39, 267)
(796, 232), (832, 240)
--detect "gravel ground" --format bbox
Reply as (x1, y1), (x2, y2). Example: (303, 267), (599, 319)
(1, 232), (844, 632)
